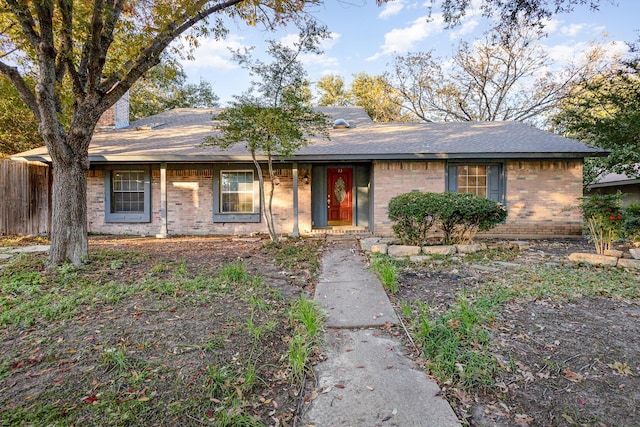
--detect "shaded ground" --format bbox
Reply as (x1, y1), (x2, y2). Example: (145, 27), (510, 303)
(392, 239), (640, 427)
(1, 235), (323, 426)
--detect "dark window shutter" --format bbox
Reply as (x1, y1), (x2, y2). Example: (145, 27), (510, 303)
(487, 165), (501, 203)
(447, 165), (458, 192)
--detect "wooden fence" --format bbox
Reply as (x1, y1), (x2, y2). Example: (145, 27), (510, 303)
(0, 160), (50, 235)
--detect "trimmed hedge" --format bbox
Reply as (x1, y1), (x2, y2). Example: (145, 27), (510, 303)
(388, 192), (507, 245)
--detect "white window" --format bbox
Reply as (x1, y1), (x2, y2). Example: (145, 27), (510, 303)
(105, 167), (151, 223)
(221, 171), (254, 213)
(112, 170), (146, 212)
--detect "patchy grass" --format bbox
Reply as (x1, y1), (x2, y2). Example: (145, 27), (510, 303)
(393, 241), (640, 426)
(371, 254), (399, 294)
(0, 236), (324, 426)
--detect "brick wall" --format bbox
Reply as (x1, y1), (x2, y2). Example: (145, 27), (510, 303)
(371, 159), (584, 238)
(87, 167), (311, 236)
(372, 160), (446, 235)
(492, 160), (584, 236)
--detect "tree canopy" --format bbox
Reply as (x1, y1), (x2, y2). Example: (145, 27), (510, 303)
(129, 57), (219, 121)
(0, 0), (318, 266)
(553, 51), (640, 184)
(421, 0), (606, 29)
(207, 20), (331, 241)
(386, 25), (603, 124)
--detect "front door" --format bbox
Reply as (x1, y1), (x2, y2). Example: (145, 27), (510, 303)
(327, 167), (353, 226)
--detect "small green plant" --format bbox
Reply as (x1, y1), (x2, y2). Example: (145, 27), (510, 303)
(289, 296), (324, 339)
(622, 201), (640, 243)
(288, 334), (310, 382)
(581, 192), (624, 254)
(102, 347), (134, 373)
(371, 255), (398, 294)
(388, 192), (440, 245)
(219, 261), (249, 285)
(414, 294), (499, 389)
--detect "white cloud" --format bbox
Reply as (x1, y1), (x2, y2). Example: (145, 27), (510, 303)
(367, 13), (445, 61)
(449, 18), (479, 39)
(379, 0), (405, 19)
(541, 18), (561, 34)
(561, 23), (586, 37)
(542, 40), (628, 69)
(179, 34), (248, 71)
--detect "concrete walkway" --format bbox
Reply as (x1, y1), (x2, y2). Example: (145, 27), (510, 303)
(301, 237), (461, 427)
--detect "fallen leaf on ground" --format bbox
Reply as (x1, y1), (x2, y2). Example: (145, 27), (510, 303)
(608, 361), (636, 376)
(563, 368), (584, 382)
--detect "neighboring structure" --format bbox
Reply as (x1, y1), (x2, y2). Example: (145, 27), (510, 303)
(586, 166), (640, 206)
(12, 106), (606, 238)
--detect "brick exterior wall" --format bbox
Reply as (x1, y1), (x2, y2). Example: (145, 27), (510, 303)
(372, 161), (446, 236)
(87, 166), (312, 236)
(371, 159), (584, 238)
(494, 160), (584, 236)
(88, 159), (583, 238)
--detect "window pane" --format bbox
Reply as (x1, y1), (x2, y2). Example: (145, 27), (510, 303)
(457, 165), (487, 197)
(221, 171), (254, 213)
(112, 170), (145, 213)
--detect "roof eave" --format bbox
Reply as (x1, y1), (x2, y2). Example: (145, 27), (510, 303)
(11, 150), (607, 165)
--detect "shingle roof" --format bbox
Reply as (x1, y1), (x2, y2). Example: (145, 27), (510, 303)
(13, 107), (606, 163)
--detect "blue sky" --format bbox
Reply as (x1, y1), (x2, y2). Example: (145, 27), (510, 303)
(179, 0), (640, 106)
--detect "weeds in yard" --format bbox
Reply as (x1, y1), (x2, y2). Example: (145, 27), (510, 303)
(289, 295), (324, 339)
(371, 254), (398, 294)
(287, 296), (324, 382)
(268, 238), (322, 277)
(288, 334), (310, 382)
(102, 346), (134, 373)
(0, 237), (324, 426)
(414, 294), (500, 389)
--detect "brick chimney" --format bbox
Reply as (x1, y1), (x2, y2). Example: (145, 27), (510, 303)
(96, 91), (130, 130)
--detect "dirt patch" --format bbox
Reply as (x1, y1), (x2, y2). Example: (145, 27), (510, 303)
(392, 238), (640, 427)
(0, 235), (323, 426)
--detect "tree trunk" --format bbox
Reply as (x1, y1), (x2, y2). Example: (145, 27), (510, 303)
(47, 153), (89, 266)
(266, 156), (278, 243)
(251, 153), (277, 242)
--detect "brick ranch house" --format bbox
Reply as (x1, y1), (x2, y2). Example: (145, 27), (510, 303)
(11, 102), (606, 239)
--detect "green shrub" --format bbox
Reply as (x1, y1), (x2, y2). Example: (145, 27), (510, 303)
(622, 201), (640, 242)
(388, 192), (439, 245)
(388, 191), (507, 245)
(437, 192), (507, 244)
(581, 192), (624, 254)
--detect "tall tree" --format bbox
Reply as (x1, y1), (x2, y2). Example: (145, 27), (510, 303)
(207, 20), (331, 242)
(316, 74), (350, 106)
(388, 25), (602, 124)
(349, 72), (406, 122)
(0, 0), (317, 266)
(129, 57), (219, 121)
(553, 51), (640, 185)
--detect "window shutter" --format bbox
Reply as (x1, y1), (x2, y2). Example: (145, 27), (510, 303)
(487, 165), (501, 203)
(447, 165), (458, 192)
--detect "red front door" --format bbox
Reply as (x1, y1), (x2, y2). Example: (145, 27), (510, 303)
(327, 168), (353, 226)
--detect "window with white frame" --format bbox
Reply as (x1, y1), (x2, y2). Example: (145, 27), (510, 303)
(105, 167), (151, 223)
(112, 170), (146, 212)
(212, 165), (260, 223)
(457, 165), (487, 197)
(220, 171), (254, 213)
(447, 163), (504, 204)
